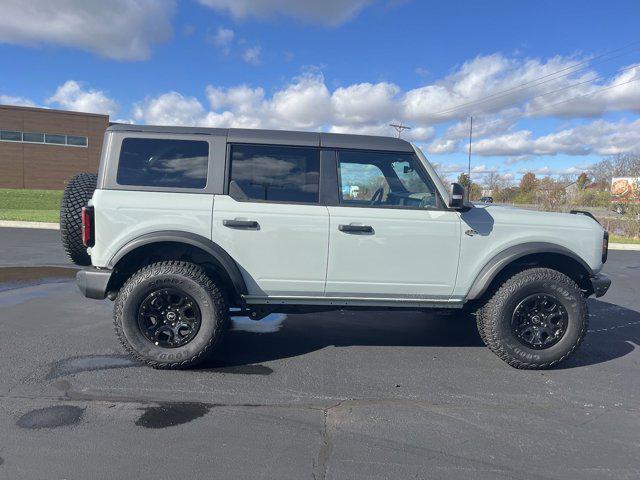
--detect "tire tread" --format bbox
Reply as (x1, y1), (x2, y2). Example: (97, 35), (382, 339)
(113, 261), (228, 369)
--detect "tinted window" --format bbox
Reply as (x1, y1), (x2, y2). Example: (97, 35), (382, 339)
(23, 132), (44, 143)
(229, 145), (320, 203)
(45, 134), (66, 144)
(117, 138), (209, 189)
(1, 130), (21, 141)
(338, 151), (438, 209)
(67, 135), (88, 146)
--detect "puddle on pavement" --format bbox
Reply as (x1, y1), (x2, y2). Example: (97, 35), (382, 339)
(0, 266), (78, 292)
(135, 403), (211, 429)
(47, 355), (138, 379)
(17, 405), (84, 429)
(231, 313), (287, 333)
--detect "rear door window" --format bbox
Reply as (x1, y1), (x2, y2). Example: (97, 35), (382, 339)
(228, 144), (320, 203)
(117, 138), (209, 189)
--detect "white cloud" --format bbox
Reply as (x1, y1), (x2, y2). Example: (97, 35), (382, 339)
(128, 53), (640, 154)
(472, 119), (640, 157)
(212, 27), (234, 54)
(133, 92), (204, 125)
(524, 63), (640, 118)
(331, 82), (400, 125)
(0, 94), (36, 107)
(242, 46), (262, 66)
(46, 81), (118, 115)
(197, 0), (371, 25)
(0, 0), (174, 60)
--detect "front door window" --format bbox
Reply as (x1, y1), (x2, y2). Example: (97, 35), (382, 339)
(337, 151), (439, 209)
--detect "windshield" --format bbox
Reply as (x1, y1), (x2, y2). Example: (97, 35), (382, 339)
(411, 144), (451, 204)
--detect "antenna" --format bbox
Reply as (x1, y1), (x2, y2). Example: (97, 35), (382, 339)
(389, 122), (412, 138)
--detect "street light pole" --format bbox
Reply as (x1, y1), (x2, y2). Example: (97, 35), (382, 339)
(467, 116), (473, 179)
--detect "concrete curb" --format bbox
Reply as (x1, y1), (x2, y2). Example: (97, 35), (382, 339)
(0, 220), (60, 230)
(1, 220), (640, 251)
(609, 243), (640, 251)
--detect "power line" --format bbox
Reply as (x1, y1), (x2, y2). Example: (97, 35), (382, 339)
(456, 74), (640, 134)
(524, 76), (640, 116)
(430, 41), (640, 117)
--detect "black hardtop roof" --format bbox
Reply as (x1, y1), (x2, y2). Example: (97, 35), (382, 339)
(107, 124), (414, 152)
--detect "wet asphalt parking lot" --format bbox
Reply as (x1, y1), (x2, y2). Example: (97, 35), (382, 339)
(0, 227), (639, 480)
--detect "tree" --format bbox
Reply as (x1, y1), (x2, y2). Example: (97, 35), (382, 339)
(456, 173), (481, 200)
(457, 173), (471, 189)
(576, 172), (591, 190)
(590, 153), (640, 185)
(519, 172), (537, 193)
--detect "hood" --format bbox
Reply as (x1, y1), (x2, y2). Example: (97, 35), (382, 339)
(464, 203), (602, 232)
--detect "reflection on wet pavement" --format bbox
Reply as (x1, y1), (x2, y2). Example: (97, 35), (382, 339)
(231, 313), (287, 333)
(17, 405), (85, 429)
(135, 403), (211, 429)
(0, 266), (78, 292)
(47, 355), (138, 379)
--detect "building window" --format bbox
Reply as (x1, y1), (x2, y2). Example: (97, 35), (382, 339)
(0, 130), (88, 147)
(228, 144), (320, 203)
(117, 138), (209, 189)
(66, 135), (88, 146)
(0, 130), (22, 141)
(23, 132), (44, 143)
(45, 134), (66, 145)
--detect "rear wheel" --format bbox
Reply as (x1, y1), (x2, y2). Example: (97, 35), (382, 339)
(113, 261), (229, 369)
(60, 172), (97, 266)
(481, 268), (588, 369)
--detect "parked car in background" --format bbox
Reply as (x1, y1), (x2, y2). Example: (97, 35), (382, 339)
(479, 196), (494, 203)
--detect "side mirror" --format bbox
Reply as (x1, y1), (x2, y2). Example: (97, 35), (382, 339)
(449, 182), (468, 209)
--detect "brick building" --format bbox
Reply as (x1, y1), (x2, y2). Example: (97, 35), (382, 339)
(0, 104), (109, 189)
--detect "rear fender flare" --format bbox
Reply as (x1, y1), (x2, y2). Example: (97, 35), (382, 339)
(107, 231), (247, 300)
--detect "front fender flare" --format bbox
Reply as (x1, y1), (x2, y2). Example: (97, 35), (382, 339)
(465, 242), (593, 300)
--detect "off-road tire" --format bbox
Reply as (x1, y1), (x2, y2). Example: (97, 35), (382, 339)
(113, 261), (229, 369)
(475, 306), (489, 346)
(482, 268), (588, 369)
(60, 172), (97, 266)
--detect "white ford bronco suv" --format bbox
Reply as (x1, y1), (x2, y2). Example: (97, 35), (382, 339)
(60, 124), (611, 370)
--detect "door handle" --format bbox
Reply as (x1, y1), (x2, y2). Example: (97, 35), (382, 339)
(223, 219), (259, 229)
(338, 224), (374, 234)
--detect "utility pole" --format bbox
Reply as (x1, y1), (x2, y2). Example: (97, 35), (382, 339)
(389, 122), (411, 138)
(467, 116), (473, 179)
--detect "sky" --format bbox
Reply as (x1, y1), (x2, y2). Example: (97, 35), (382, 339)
(0, 0), (639, 183)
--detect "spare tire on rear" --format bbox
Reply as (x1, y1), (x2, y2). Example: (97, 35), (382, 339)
(60, 172), (97, 266)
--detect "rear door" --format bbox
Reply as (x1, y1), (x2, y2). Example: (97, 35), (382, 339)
(325, 149), (461, 299)
(212, 144), (329, 297)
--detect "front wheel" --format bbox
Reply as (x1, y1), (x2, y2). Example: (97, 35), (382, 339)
(481, 268), (588, 369)
(113, 261), (228, 369)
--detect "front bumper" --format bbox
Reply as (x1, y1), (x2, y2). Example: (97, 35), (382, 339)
(589, 273), (611, 298)
(76, 268), (112, 299)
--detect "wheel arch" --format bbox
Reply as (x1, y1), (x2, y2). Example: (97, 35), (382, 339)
(466, 243), (594, 302)
(106, 231), (247, 305)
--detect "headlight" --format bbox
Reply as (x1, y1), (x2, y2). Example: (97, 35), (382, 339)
(602, 231), (609, 264)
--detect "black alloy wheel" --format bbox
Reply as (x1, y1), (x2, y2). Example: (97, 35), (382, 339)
(511, 293), (568, 350)
(137, 288), (201, 348)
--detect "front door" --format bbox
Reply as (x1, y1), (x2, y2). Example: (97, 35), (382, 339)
(212, 144), (329, 297)
(325, 149), (461, 299)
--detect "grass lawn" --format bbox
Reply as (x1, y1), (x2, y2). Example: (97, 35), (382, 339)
(0, 188), (62, 223)
(610, 234), (640, 245)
